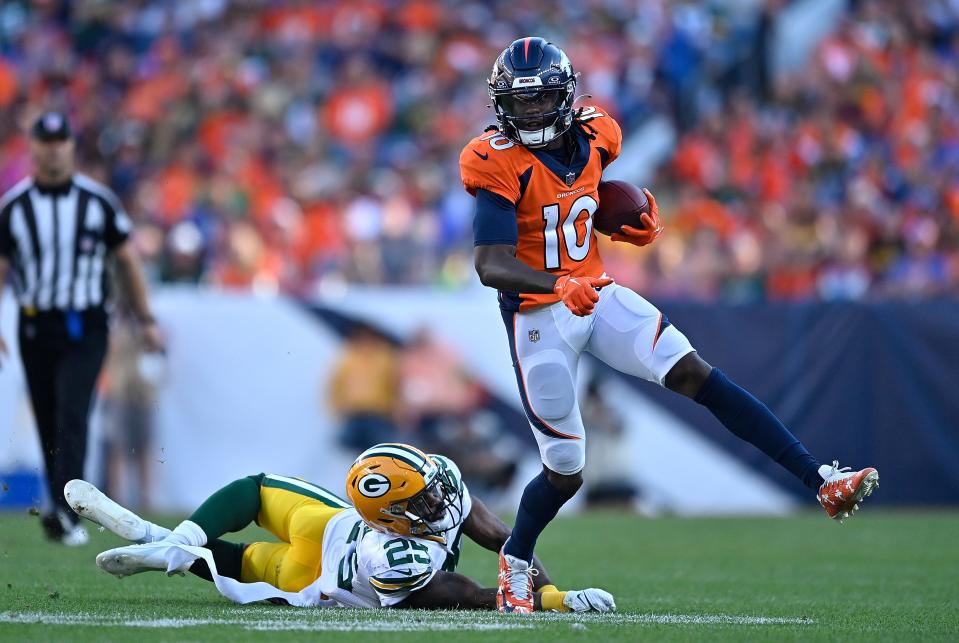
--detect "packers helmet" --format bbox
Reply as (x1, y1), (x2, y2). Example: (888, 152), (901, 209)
(346, 443), (464, 544)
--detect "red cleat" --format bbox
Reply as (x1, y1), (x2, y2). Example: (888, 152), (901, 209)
(497, 547), (536, 614)
(817, 461), (879, 522)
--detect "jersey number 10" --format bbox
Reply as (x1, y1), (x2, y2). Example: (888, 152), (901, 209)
(542, 195), (597, 269)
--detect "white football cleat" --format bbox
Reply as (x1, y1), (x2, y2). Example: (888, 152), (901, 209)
(65, 479), (169, 543)
(61, 522), (90, 547)
(42, 509), (89, 546)
(96, 542), (192, 578)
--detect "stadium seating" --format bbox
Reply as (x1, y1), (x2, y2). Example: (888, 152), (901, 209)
(0, 0), (955, 299)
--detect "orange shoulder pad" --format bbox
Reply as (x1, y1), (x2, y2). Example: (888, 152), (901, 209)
(459, 130), (525, 202)
(578, 106), (622, 167)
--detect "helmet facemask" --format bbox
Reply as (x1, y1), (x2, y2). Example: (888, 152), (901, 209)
(493, 84), (575, 147)
(382, 464), (464, 543)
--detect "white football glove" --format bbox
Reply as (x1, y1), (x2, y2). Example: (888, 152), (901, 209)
(563, 588), (616, 613)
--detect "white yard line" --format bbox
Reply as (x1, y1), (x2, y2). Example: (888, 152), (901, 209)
(0, 613), (531, 632)
(604, 614), (815, 625)
(0, 611), (814, 631)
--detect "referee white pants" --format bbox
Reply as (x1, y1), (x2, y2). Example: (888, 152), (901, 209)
(501, 283), (695, 475)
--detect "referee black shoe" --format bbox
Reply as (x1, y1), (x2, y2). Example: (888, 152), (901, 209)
(41, 510), (89, 546)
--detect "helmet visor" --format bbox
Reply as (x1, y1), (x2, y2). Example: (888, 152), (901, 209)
(499, 88), (566, 131)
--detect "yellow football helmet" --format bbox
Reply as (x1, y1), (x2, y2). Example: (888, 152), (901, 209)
(345, 443), (463, 543)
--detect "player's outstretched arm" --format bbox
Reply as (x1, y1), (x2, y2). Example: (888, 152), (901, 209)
(474, 244), (557, 294)
(396, 570), (503, 610)
(462, 495), (553, 588)
(397, 571), (615, 613)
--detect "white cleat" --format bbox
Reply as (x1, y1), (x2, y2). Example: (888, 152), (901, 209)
(44, 509), (90, 546)
(62, 522), (90, 547)
(65, 479), (167, 543)
(96, 542), (192, 578)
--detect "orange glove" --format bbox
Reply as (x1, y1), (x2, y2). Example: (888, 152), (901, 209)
(553, 275), (614, 316)
(611, 188), (663, 247)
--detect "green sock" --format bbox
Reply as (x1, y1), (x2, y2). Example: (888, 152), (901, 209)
(189, 539), (247, 582)
(188, 474), (264, 540)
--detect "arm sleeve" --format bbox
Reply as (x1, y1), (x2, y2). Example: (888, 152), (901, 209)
(473, 189), (518, 247)
(99, 189), (133, 250)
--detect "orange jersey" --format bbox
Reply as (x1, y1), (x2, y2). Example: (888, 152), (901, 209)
(460, 107), (622, 310)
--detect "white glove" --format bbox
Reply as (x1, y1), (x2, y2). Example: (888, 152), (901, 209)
(563, 588), (616, 613)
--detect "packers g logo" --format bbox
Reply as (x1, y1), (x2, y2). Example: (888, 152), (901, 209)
(358, 473), (391, 498)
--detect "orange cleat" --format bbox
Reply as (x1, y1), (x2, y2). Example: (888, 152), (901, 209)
(817, 461), (879, 522)
(497, 547), (536, 614)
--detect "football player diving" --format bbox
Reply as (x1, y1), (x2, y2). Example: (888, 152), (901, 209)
(66, 443), (614, 612)
(459, 37), (880, 613)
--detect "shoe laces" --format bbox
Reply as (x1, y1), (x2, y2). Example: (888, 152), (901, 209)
(503, 563), (538, 602)
(825, 460), (852, 480)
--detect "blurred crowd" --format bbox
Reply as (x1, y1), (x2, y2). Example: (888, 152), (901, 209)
(1, 0), (957, 301)
(96, 311), (166, 509)
(0, 0), (668, 294)
(326, 325), (521, 497)
(609, 0), (959, 301)
(325, 325), (641, 505)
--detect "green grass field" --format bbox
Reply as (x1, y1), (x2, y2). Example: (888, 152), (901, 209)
(1, 510), (957, 641)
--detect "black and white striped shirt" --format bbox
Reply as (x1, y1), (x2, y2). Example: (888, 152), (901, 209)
(0, 174), (132, 312)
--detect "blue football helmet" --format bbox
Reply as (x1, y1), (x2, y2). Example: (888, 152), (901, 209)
(488, 37), (578, 148)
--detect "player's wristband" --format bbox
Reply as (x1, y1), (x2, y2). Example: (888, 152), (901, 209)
(540, 590), (571, 612)
(540, 584), (559, 594)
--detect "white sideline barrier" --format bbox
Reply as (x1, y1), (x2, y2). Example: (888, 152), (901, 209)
(324, 285), (796, 515)
(1, 287), (794, 514)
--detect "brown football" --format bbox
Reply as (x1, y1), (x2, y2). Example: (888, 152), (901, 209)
(594, 180), (650, 236)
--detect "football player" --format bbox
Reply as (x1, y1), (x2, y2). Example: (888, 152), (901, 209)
(459, 37), (880, 613)
(66, 443), (614, 612)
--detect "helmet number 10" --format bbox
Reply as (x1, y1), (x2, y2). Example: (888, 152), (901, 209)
(542, 195), (596, 269)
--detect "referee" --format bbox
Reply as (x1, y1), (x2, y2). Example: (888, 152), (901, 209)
(0, 111), (163, 545)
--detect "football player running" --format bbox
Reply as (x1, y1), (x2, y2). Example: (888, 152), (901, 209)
(66, 443), (613, 613)
(459, 37), (880, 614)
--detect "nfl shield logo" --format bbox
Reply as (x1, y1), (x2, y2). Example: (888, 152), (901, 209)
(565, 172), (575, 187)
(528, 329), (540, 343)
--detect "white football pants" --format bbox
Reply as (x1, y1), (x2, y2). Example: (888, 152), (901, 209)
(502, 283), (695, 474)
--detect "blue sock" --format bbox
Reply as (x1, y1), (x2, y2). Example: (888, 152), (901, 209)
(695, 369), (823, 490)
(503, 471), (574, 562)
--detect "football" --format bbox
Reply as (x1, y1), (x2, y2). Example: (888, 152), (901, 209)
(593, 180), (650, 236)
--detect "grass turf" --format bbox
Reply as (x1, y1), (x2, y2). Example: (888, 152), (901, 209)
(1, 510), (957, 641)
